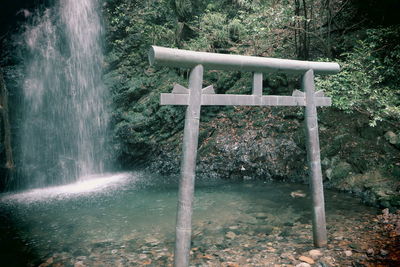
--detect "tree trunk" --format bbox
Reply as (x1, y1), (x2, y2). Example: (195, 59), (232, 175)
(0, 69), (14, 172)
(301, 0), (309, 59)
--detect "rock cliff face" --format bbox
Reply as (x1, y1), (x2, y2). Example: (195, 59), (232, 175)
(146, 107), (400, 208)
(148, 107), (306, 181)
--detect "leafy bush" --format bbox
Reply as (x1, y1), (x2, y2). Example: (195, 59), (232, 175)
(316, 27), (400, 126)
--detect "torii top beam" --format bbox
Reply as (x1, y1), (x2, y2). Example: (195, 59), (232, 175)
(149, 46), (340, 75)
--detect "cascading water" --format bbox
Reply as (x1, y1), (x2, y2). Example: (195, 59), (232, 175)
(19, 0), (109, 189)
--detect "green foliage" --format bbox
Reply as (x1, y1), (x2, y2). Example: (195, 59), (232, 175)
(103, 0), (400, 167)
(316, 27), (400, 126)
(103, 0), (301, 166)
(185, 12), (229, 51)
(184, 1), (295, 56)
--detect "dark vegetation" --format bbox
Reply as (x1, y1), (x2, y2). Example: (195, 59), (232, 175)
(0, 0), (399, 206)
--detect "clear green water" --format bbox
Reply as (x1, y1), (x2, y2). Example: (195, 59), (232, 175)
(0, 172), (376, 263)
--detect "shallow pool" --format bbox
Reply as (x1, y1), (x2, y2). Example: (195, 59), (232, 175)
(0, 172), (377, 266)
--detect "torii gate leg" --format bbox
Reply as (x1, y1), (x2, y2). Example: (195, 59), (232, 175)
(303, 69), (327, 247)
(174, 65), (203, 267)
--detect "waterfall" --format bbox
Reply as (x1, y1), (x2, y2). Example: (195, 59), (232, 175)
(19, 0), (109, 189)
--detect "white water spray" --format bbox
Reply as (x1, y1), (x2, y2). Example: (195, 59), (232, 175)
(20, 0), (109, 189)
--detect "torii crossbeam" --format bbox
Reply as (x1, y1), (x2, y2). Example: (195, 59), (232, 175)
(149, 46), (340, 267)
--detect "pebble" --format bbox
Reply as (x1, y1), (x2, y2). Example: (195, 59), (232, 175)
(334, 235), (344, 240)
(309, 249), (323, 259)
(38, 257), (54, 267)
(254, 212), (269, 219)
(299, 255), (315, 264)
(74, 261), (86, 267)
(367, 248), (374, 255)
(141, 259), (152, 265)
(201, 254), (213, 260)
(344, 250), (352, 257)
(380, 249), (389, 256)
(144, 237), (160, 246)
(280, 252), (296, 261)
(295, 263), (311, 267)
(225, 231), (237, 239)
(321, 256), (336, 266)
(290, 190), (306, 198)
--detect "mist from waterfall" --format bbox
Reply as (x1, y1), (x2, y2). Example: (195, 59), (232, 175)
(19, 0), (109, 189)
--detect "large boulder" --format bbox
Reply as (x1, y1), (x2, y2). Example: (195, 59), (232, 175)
(330, 161), (353, 181)
(147, 107), (306, 181)
(197, 129), (305, 180)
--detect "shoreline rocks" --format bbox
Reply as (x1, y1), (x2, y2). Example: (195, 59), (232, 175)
(34, 209), (399, 267)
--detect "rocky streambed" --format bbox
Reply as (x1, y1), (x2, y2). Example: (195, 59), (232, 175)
(36, 208), (399, 267)
(1, 176), (398, 267)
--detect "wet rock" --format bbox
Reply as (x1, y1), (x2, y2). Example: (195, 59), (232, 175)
(344, 250), (352, 257)
(315, 261), (329, 267)
(76, 256), (87, 261)
(144, 236), (160, 247)
(252, 225), (274, 235)
(254, 212), (269, 219)
(280, 252), (296, 261)
(38, 257), (54, 267)
(299, 255), (315, 264)
(74, 261), (86, 267)
(321, 157), (330, 167)
(199, 254), (213, 260)
(366, 248), (374, 255)
(290, 190), (306, 198)
(309, 249), (323, 259)
(380, 249), (389, 256)
(139, 254), (148, 260)
(225, 231), (236, 239)
(141, 259), (152, 265)
(349, 243), (360, 250)
(334, 235), (344, 241)
(325, 168), (333, 180)
(320, 256), (336, 266)
(195, 127), (305, 180)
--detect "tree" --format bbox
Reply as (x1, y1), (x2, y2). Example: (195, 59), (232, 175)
(0, 68), (14, 176)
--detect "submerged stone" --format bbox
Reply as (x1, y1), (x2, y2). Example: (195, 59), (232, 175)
(296, 263), (311, 267)
(299, 255), (315, 264)
(254, 212), (269, 219)
(225, 231), (237, 239)
(308, 249), (323, 259)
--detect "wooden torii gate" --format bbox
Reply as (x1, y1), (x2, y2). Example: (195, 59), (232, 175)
(149, 46), (340, 267)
